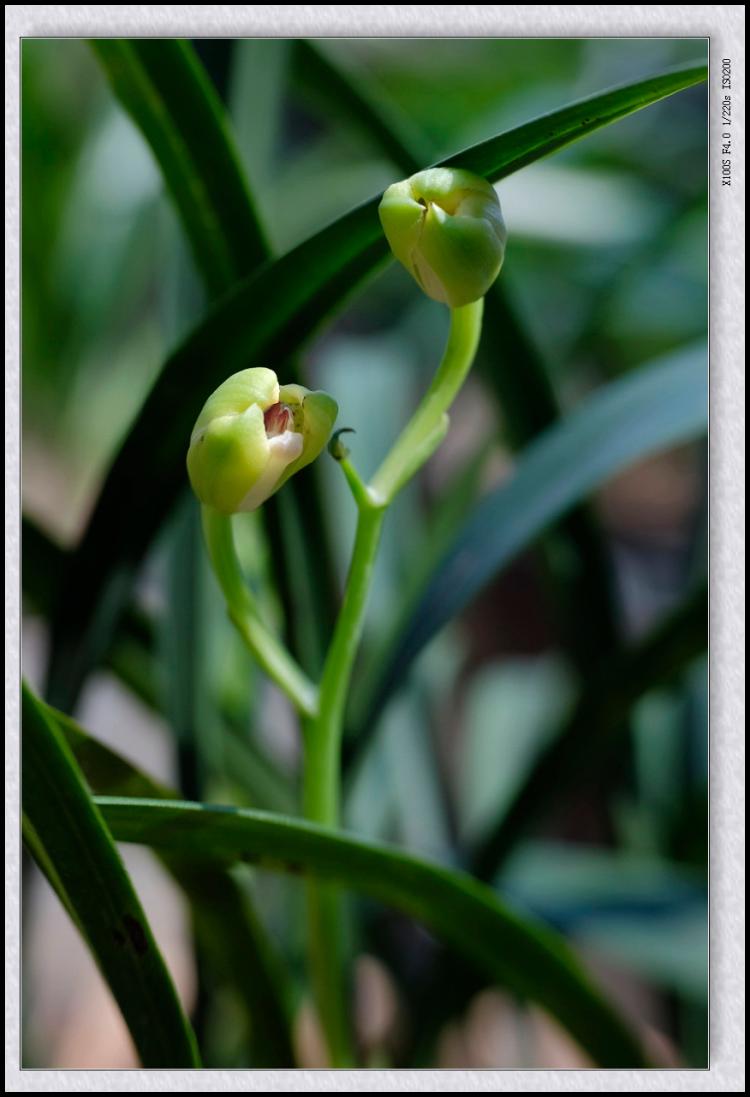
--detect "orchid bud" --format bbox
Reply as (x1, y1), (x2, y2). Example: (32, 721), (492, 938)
(187, 367), (337, 514)
(379, 167), (507, 307)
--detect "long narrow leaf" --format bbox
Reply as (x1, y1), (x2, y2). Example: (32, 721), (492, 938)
(170, 860), (296, 1066)
(48, 702), (296, 1067)
(47, 63), (706, 706)
(356, 343), (707, 732)
(478, 294), (622, 671)
(296, 42), (624, 741)
(50, 704), (175, 800)
(94, 38), (336, 691)
(21, 683), (199, 1067)
(23, 515), (296, 811)
(291, 40), (431, 175)
(46, 42), (339, 711)
(471, 583), (708, 880)
(395, 585), (708, 1049)
(448, 64), (707, 178)
(98, 796), (648, 1067)
(92, 39), (267, 292)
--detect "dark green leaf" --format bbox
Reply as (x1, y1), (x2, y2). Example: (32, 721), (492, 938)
(171, 859), (296, 1066)
(51, 701), (296, 1067)
(50, 703), (175, 800)
(478, 291), (622, 673)
(47, 63), (706, 707)
(22, 683), (199, 1067)
(290, 40), (431, 175)
(98, 796), (648, 1067)
(92, 39), (267, 293)
(446, 63), (707, 178)
(23, 515), (297, 813)
(280, 42), (626, 810)
(94, 38), (337, 681)
(357, 343), (707, 731)
(471, 583), (707, 880)
(162, 490), (216, 802)
(20, 513), (65, 616)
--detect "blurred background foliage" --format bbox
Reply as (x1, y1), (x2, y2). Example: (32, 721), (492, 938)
(22, 36), (707, 1068)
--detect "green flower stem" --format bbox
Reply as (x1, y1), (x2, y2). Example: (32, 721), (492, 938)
(302, 499), (385, 1066)
(370, 299), (484, 503)
(301, 301), (484, 1063)
(304, 879), (354, 1066)
(199, 300), (484, 1065)
(338, 454), (375, 512)
(304, 502), (386, 827)
(200, 505), (319, 719)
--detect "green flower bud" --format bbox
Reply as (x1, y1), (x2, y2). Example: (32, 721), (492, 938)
(379, 167), (507, 307)
(187, 367), (337, 514)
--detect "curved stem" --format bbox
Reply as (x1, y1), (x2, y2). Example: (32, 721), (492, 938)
(201, 505), (319, 719)
(304, 503), (385, 827)
(370, 299), (484, 503)
(302, 501), (384, 1066)
(228, 609), (319, 720)
(301, 301), (484, 1064)
(196, 302), (485, 1063)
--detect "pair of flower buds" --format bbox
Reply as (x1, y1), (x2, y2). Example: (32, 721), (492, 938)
(188, 168), (507, 514)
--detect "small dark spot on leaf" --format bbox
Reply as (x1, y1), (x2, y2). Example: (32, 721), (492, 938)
(252, 854), (307, 876)
(123, 914), (148, 957)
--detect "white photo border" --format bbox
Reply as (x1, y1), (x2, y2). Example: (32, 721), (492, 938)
(6, 5), (745, 1092)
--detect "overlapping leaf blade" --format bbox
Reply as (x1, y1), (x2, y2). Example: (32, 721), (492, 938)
(92, 39), (267, 291)
(47, 63), (706, 706)
(21, 684), (200, 1067)
(23, 514), (297, 811)
(98, 795), (648, 1067)
(47, 701), (296, 1066)
(356, 342), (707, 733)
(471, 582), (708, 880)
(291, 42), (628, 762)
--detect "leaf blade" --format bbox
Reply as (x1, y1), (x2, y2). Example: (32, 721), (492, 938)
(23, 515), (298, 812)
(92, 38), (268, 292)
(358, 344), (707, 727)
(471, 583), (708, 880)
(97, 38), (339, 702)
(98, 795), (648, 1067)
(49, 700), (296, 1067)
(296, 43), (625, 743)
(47, 63), (707, 705)
(447, 62), (707, 179)
(21, 683), (200, 1068)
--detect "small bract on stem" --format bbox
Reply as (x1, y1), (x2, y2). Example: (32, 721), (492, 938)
(185, 165), (506, 1067)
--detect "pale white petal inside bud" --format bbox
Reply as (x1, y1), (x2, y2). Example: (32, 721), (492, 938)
(236, 430), (304, 512)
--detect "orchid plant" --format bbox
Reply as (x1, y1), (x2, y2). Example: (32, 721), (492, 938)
(21, 38), (708, 1071)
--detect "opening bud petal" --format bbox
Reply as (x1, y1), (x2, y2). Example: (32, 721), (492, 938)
(273, 386), (339, 491)
(187, 368), (338, 513)
(379, 167), (507, 306)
